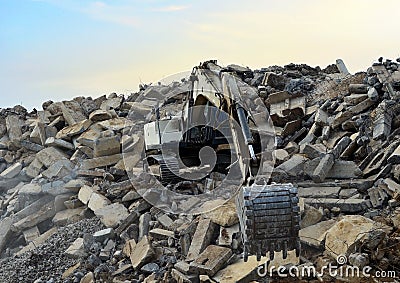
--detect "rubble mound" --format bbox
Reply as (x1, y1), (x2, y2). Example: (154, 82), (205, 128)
(0, 58), (400, 282)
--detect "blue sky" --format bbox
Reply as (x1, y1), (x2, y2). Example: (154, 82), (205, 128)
(1, 0), (399, 110)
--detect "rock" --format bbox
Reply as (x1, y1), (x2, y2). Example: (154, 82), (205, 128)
(6, 115), (22, 142)
(130, 235), (154, 269)
(204, 200), (239, 227)
(190, 245), (232, 277)
(42, 159), (74, 179)
(300, 205), (323, 229)
(93, 135), (121, 157)
(56, 119), (92, 140)
(141, 263), (160, 274)
(149, 228), (174, 240)
(60, 101), (86, 126)
(11, 198), (56, 232)
(299, 219), (336, 248)
(18, 183), (42, 197)
(89, 109), (113, 122)
(88, 192), (111, 212)
(94, 203), (129, 228)
(311, 153), (334, 183)
(65, 238), (87, 258)
(79, 272), (94, 283)
(98, 117), (134, 131)
(45, 137), (75, 150)
(0, 217), (14, 254)
(0, 162), (22, 178)
(305, 198), (371, 213)
(324, 215), (391, 258)
(36, 147), (69, 168)
(52, 208), (84, 226)
(275, 154), (308, 177)
(80, 154), (122, 170)
(93, 228), (115, 242)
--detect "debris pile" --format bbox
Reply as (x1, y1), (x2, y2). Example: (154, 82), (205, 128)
(0, 58), (399, 282)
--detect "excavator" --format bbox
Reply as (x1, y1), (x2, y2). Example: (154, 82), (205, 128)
(143, 60), (300, 261)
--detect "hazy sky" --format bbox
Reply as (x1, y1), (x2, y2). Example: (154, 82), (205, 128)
(1, 0), (399, 110)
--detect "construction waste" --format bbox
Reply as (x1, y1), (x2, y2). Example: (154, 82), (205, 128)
(0, 57), (400, 282)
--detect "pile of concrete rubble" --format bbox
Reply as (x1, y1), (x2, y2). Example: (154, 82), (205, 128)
(0, 58), (400, 282)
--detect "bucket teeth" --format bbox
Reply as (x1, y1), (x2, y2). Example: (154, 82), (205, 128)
(236, 183), (301, 261)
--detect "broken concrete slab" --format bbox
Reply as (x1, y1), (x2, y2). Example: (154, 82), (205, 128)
(149, 228), (174, 240)
(56, 119), (92, 140)
(80, 154), (122, 170)
(388, 144), (400, 164)
(18, 183), (42, 196)
(186, 218), (217, 261)
(305, 198), (371, 213)
(42, 159), (75, 179)
(0, 162), (22, 178)
(299, 219), (336, 248)
(190, 245), (232, 277)
(275, 154), (308, 177)
(93, 228), (115, 243)
(76, 128), (102, 148)
(94, 203), (129, 228)
(130, 235), (154, 270)
(36, 147), (69, 168)
(78, 185), (95, 205)
(298, 186), (340, 198)
(45, 137), (75, 150)
(98, 117), (134, 131)
(93, 135), (121, 157)
(52, 207), (84, 226)
(17, 227), (58, 255)
(60, 101), (86, 126)
(311, 153), (334, 183)
(11, 198), (56, 232)
(218, 224), (239, 247)
(88, 192), (111, 212)
(89, 109), (114, 122)
(6, 115), (22, 142)
(26, 158), (44, 178)
(0, 217), (14, 254)
(139, 212), (152, 241)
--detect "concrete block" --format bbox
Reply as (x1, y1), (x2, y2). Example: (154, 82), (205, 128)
(0, 162), (22, 178)
(186, 218), (217, 261)
(94, 203), (129, 228)
(93, 135), (120, 157)
(190, 245), (232, 276)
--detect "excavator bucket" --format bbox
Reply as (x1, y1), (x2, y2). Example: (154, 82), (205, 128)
(236, 183), (301, 261)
